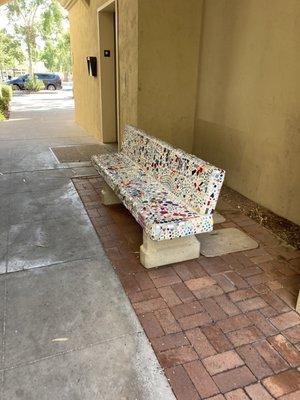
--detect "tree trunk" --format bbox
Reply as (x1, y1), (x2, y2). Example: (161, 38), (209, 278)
(25, 29), (34, 76)
(27, 42), (33, 75)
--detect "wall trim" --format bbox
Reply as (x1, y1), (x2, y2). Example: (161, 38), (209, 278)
(59, 0), (79, 11)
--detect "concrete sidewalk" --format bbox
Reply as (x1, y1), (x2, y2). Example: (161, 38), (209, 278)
(0, 89), (175, 399)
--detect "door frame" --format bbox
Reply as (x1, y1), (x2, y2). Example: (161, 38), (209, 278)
(97, 0), (120, 145)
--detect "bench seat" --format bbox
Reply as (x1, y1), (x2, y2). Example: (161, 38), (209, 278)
(92, 153), (213, 241)
(92, 125), (225, 268)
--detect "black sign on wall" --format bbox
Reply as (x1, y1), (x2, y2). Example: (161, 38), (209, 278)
(86, 56), (97, 77)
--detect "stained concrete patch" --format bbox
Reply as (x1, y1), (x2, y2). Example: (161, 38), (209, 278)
(3, 332), (175, 400)
(0, 173), (10, 194)
(3, 168), (98, 195)
(213, 211), (226, 224)
(0, 214), (9, 273)
(10, 183), (86, 224)
(0, 148), (12, 174)
(10, 143), (61, 173)
(6, 214), (102, 272)
(6, 169), (72, 194)
(0, 229), (7, 274)
(51, 144), (116, 163)
(4, 259), (141, 367)
(0, 278), (5, 366)
(198, 227), (258, 257)
(0, 371), (3, 400)
(0, 194), (11, 228)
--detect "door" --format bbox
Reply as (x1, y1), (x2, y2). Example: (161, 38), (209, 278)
(98, 1), (119, 144)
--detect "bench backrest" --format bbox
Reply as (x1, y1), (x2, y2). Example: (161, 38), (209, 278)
(121, 125), (225, 215)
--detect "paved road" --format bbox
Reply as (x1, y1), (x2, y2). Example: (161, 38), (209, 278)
(0, 89), (175, 400)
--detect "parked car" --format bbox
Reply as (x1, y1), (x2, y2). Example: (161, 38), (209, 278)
(6, 73), (62, 90)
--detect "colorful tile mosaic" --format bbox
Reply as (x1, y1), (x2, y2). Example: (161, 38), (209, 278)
(92, 125), (225, 241)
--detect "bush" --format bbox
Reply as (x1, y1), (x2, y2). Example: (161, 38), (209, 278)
(0, 96), (8, 115)
(24, 76), (45, 91)
(0, 110), (6, 121)
(1, 85), (12, 103)
(0, 84), (12, 120)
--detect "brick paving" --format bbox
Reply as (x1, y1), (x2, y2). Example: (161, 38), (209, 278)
(73, 176), (300, 400)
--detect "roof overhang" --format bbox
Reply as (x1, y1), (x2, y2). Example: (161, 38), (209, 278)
(58, 0), (79, 10)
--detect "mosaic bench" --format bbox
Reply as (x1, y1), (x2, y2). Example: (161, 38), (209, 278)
(92, 125), (225, 268)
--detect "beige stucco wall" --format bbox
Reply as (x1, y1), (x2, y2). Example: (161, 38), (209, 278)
(194, 0), (300, 224)
(118, 0), (138, 138)
(69, 0), (138, 141)
(69, 0), (202, 151)
(137, 0), (203, 152)
(69, 0), (102, 139)
(68, 0), (299, 225)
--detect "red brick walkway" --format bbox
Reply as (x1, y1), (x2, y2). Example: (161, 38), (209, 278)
(73, 176), (300, 400)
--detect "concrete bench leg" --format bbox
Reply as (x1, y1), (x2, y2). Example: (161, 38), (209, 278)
(100, 181), (121, 205)
(296, 290), (300, 314)
(140, 231), (200, 269)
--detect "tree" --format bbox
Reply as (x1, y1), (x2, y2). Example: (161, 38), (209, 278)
(56, 32), (72, 80)
(6, 0), (72, 79)
(6, 0), (50, 75)
(40, 1), (71, 80)
(0, 28), (25, 80)
(40, 0), (63, 39)
(41, 32), (71, 80)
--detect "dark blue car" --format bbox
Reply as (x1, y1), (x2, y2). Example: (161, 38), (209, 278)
(7, 73), (62, 90)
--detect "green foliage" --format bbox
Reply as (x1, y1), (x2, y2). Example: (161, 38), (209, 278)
(41, 42), (56, 72)
(24, 76), (45, 91)
(1, 85), (13, 103)
(41, 0), (63, 40)
(0, 28), (25, 71)
(0, 98), (8, 117)
(56, 32), (72, 76)
(0, 97), (6, 114)
(0, 84), (12, 119)
(40, 1), (71, 77)
(41, 32), (72, 77)
(6, 0), (71, 78)
(6, 0), (51, 74)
